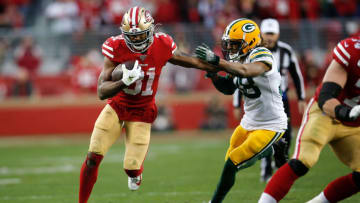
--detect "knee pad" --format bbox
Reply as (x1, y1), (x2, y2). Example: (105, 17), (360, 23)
(288, 159), (309, 177)
(353, 171), (360, 189)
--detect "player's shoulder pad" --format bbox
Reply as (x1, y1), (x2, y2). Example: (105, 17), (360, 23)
(154, 32), (177, 51)
(332, 37), (358, 68)
(249, 46), (273, 62)
(101, 35), (125, 59)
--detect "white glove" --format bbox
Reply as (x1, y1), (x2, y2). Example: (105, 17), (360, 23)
(349, 105), (360, 120)
(121, 60), (141, 86)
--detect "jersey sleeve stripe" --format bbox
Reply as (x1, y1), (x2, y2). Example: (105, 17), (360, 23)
(333, 48), (349, 66)
(103, 44), (113, 51)
(102, 49), (114, 58)
(250, 51), (272, 59)
(337, 43), (350, 59)
(250, 54), (272, 61)
(171, 41), (175, 48)
(171, 47), (177, 54)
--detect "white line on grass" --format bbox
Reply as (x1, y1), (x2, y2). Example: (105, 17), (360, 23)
(0, 191), (211, 200)
(0, 164), (75, 175)
(0, 178), (21, 185)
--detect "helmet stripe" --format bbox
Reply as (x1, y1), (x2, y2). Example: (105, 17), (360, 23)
(129, 7), (133, 27)
(134, 6), (139, 27)
(226, 18), (246, 36)
(131, 7), (137, 27)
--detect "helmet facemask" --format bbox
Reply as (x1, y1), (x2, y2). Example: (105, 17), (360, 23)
(221, 37), (249, 61)
(121, 25), (155, 53)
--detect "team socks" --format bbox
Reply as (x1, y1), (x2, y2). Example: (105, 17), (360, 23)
(211, 159), (237, 203)
(79, 153), (103, 203)
(323, 173), (360, 202)
(125, 165), (144, 177)
(262, 163), (299, 201)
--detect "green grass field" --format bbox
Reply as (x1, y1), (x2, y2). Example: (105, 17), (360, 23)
(0, 130), (359, 203)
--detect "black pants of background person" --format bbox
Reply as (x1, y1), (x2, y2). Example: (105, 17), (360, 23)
(260, 96), (291, 182)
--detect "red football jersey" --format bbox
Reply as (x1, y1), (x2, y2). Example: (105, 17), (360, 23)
(314, 35), (360, 126)
(101, 32), (177, 123)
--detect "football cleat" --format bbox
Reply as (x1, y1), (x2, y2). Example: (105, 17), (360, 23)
(128, 174), (142, 191)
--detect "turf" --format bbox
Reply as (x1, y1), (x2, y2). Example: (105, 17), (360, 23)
(0, 130), (359, 203)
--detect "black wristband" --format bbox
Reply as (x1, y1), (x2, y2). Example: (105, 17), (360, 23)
(210, 55), (220, 66)
(335, 105), (353, 122)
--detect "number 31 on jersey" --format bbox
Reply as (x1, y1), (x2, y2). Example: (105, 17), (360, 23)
(123, 67), (155, 96)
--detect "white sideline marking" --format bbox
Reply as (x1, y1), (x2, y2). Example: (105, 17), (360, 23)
(0, 178), (21, 185)
(0, 191), (210, 200)
(0, 164), (75, 175)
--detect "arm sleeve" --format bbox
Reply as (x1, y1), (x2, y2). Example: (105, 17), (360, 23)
(158, 33), (177, 61)
(210, 74), (237, 95)
(288, 50), (305, 100)
(102, 37), (116, 60)
(332, 40), (350, 71)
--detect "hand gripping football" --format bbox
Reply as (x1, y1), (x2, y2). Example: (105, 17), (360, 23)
(111, 60), (137, 81)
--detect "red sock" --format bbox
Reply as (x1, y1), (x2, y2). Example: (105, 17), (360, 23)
(79, 153), (103, 203)
(323, 173), (360, 202)
(264, 163), (299, 201)
(125, 165), (144, 177)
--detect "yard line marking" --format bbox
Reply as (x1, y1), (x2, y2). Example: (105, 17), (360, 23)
(0, 178), (21, 185)
(0, 164), (75, 175)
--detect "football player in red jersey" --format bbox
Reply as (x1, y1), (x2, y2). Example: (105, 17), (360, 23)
(78, 6), (216, 203)
(258, 36), (360, 203)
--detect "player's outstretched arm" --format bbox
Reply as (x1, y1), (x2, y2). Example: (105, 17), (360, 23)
(168, 49), (218, 72)
(317, 60), (360, 121)
(97, 57), (127, 100)
(195, 44), (270, 77)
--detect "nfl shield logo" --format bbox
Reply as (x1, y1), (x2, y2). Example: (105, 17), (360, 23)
(140, 55), (147, 61)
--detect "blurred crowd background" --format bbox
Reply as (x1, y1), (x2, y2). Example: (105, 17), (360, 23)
(0, 0), (359, 133)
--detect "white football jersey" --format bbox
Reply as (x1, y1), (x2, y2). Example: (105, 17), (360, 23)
(234, 47), (287, 132)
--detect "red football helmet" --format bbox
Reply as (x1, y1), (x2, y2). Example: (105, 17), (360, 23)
(120, 6), (155, 53)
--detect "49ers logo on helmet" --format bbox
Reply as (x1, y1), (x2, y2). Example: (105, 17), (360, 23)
(144, 10), (152, 23)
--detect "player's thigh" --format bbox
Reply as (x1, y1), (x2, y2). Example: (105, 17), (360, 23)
(331, 126), (360, 172)
(89, 104), (123, 155)
(225, 125), (248, 161)
(293, 101), (335, 168)
(229, 129), (281, 165)
(123, 121), (151, 169)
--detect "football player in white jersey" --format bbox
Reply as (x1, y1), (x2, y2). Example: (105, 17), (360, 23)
(195, 18), (287, 203)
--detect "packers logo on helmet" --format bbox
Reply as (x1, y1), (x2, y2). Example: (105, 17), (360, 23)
(121, 6), (155, 53)
(222, 19), (261, 60)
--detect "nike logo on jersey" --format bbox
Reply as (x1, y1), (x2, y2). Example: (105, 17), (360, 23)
(344, 42), (349, 47)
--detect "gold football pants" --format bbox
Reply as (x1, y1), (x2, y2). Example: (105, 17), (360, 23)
(225, 125), (284, 169)
(293, 98), (360, 172)
(88, 104), (151, 170)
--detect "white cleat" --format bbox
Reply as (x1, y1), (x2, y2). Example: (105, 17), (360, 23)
(128, 174), (142, 191)
(306, 192), (330, 203)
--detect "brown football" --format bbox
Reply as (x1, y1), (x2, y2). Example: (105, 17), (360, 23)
(111, 60), (137, 81)
(123, 60), (136, 70)
(111, 65), (123, 81)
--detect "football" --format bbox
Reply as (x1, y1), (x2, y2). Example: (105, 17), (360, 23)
(123, 60), (136, 70)
(111, 60), (137, 81)
(111, 65), (123, 81)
